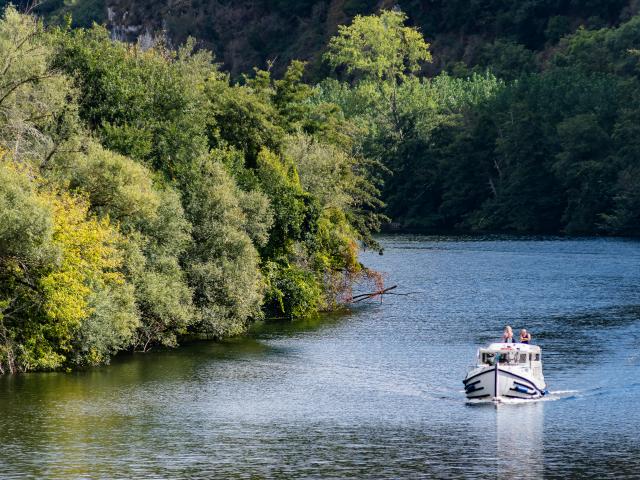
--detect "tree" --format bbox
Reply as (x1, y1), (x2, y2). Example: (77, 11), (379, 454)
(183, 154), (269, 337)
(204, 73), (284, 168)
(324, 9), (431, 84)
(554, 113), (614, 234)
(0, 161), (137, 372)
(0, 160), (54, 373)
(53, 27), (211, 179)
(57, 143), (195, 351)
(0, 6), (79, 166)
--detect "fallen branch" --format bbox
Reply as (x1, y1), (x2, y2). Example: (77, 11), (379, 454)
(351, 285), (423, 303)
(352, 285), (397, 301)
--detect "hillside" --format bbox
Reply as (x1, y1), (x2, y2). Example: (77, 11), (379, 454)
(14, 0), (638, 77)
(16, 0), (640, 237)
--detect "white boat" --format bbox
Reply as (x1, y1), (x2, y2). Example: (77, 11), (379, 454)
(463, 343), (548, 401)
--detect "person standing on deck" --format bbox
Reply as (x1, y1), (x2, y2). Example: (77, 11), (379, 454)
(520, 329), (532, 344)
(502, 326), (516, 343)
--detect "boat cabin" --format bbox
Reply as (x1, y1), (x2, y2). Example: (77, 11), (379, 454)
(478, 343), (542, 367)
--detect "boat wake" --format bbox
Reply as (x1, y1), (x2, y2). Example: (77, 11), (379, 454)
(500, 389), (578, 404)
(470, 383), (640, 405)
(465, 389), (580, 405)
(544, 389), (581, 400)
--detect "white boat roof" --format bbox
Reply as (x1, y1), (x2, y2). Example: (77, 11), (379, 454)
(483, 342), (541, 353)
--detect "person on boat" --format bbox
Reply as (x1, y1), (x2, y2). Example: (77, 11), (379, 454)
(502, 326), (516, 343)
(519, 329), (532, 344)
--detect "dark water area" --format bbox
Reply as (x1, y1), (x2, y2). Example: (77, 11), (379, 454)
(1, 236), (640, 479)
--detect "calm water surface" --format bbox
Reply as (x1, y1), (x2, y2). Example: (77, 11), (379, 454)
(2, 236), (640, 479)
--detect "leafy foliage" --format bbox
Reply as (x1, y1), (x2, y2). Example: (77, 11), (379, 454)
(0, 6), (384, 372)
(322, 10), (640, 236)
(324, 10), (432, 83)
(3, 2), (640, 374)
(0, 161), (136, 372)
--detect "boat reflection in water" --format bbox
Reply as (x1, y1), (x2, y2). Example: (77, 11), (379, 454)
(496, 401), (544, 479)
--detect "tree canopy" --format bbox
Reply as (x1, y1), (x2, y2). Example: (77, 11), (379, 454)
(1, 4), (640, 373)
(0, 6), (383, 373)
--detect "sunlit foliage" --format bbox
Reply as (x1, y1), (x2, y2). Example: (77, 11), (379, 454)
(5, 2), (638, 374)
(0, 6), (385, 372)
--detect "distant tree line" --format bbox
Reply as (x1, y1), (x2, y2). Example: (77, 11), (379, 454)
(7, 0), (635, 77)
(321, 10), (640, 235)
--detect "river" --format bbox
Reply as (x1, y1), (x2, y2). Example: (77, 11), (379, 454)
(1, 235), (639, 479)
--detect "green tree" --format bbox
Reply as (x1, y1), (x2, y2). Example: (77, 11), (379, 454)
(58, 143), (195, 350)
(324, 9), (431, 84)
(0, 161), (137, 372)
(183, 154), (270, 337)
(204, 73), (284, 167)
(0, 6), (79, 166)
(53, 27), (211, 178)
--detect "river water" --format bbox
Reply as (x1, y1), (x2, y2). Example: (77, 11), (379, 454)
(1, 236), (640, 479)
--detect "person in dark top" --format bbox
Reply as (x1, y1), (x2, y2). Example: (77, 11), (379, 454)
(519, 329), (532, 344)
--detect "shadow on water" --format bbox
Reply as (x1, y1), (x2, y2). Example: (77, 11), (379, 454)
(0, 310), (357, 423)
(249, 310), (356, 338)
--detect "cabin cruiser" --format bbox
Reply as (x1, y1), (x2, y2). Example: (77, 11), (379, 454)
(463, 343), (548, 401)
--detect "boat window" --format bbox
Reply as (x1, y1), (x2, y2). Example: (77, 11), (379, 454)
(498, 352), (516, 364)
(481, 353), (495, 364)
(534, 353), (540, 361)
(519, 353), (527, 363)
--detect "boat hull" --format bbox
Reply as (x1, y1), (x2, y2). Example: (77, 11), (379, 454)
(463, 366), (546, 401)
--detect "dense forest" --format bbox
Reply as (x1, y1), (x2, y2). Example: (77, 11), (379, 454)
(17, 0), (639, 235)
(322, 9), (640, 235)
(1, 2), (639, 372)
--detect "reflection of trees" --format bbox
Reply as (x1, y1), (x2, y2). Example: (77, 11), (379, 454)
(0, 338), (270, 477)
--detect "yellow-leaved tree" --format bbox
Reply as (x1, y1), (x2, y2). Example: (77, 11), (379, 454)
(0, 161), (138, 372)
(37, 190), (138, 368)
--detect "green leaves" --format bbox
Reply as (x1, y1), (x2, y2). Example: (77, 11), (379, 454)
(0, 6), (389, 372)
(54, 26), (210, 178)
(324, 10), (431, 84)
(263, 262), (322, 319)
(0, 161), (138, 371)
(0, 162), (53, 261)
(204, 75), (284, 167)
(58, 143), (196, 350)
(183, 156), (266, 338)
